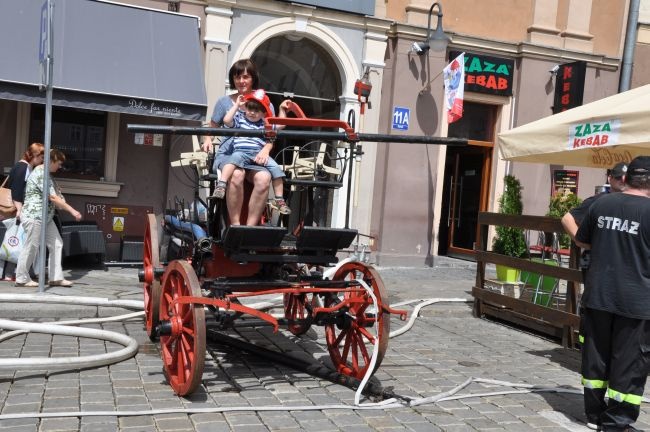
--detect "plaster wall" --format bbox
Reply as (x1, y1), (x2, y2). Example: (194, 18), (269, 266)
(372, 37), (447, 265)
(439, 0), (534, 44)
(590, 0), (628, 58)
(632, 42), (650, 88)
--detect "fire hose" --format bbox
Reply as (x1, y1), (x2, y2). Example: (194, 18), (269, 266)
(1, 282), (648, 427)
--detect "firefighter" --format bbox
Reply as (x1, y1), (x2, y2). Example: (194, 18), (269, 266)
(575, 156), (650, 431)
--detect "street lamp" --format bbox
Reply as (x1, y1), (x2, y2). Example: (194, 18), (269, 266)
(412, 2), (451, 55)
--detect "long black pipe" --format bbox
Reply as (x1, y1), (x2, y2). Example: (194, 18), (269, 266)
(127, 125), (468, 146)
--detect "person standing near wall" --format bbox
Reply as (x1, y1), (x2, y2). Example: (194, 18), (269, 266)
(575, 156), (650, 431)
(0, 143), (45, 281)
(15, 149), (82, 288)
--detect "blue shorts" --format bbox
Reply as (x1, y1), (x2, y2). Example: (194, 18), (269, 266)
(224, 149), (285, 179)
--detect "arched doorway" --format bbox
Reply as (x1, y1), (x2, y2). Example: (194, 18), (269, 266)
(251, 36), (343, 227)
(252, 36), (341, 119)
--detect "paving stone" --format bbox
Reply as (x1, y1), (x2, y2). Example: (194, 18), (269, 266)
(4, 264), (650, 431)
(39, 417), (80, 431)
(80, 423), (120, 432)
(154, 416), (195, 430)
(118, 414), (155, 428)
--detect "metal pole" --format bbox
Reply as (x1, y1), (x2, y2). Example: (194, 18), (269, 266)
(344, 142), (355, 229)
(619, 0), (640, 92)
(126, 125), (468, 146)
(38, 0), (54, 293)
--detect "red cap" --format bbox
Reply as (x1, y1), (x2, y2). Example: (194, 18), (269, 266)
(243, 89), (273, 117)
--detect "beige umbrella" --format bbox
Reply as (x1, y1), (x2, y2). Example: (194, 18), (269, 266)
(498, 84), (650, 168)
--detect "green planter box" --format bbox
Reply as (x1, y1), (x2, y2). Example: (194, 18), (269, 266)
(520, 258), (559, 306)
(496, 265), (521, 283)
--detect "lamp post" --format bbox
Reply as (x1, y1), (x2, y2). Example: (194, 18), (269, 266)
(412, 2), (451, 55)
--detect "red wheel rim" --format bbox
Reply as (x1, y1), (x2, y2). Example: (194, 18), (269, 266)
(325, 262), (389, 379)
(143, 214), (161, 341)
(283, 293), (314, 336)
(159, 260), (205, 396)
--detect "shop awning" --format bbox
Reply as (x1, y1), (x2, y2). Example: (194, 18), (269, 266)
(0, 0), (206, 121)
(498, 85), (650, 168)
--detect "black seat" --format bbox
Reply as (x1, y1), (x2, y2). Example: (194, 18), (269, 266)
(296, 226), (357, 252)
(222, 225), (287, 251)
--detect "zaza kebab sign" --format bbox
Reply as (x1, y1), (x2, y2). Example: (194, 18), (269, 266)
(570, 119), (620, 149)
(450, 51), (514, 96)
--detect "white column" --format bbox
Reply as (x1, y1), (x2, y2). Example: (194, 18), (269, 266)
(204, 6), (234, 118)
(527, 0), (562, 47)
(561, 0), (594, 52)
(349, 30), (387, 238)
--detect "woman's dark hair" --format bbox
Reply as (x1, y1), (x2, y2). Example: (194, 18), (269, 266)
(23, 142), (44, 162)
(228, 59), (259, 89)
(50, 148), (66, 163)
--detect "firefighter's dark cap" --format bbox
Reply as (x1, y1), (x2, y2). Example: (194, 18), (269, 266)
(607, 162), (628, 179)
(627, 156), (650, 177)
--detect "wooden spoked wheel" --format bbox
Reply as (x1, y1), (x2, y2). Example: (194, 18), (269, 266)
(143, 214), (161, 341)
(159, 260), (206, 396)
(283, 293), (315, 336)
(324, 262), (390, 379)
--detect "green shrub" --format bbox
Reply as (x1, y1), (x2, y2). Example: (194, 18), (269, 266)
(546, 192), (582, 248)
(492, 175), (528, 258)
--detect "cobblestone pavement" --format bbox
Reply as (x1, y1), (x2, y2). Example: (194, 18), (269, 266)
(0, 259), (649, 431)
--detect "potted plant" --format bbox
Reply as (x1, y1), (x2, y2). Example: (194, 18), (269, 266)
(518, 191), (582, 305)
(546, 191), (582, 249)
(492, 175), (528, 282)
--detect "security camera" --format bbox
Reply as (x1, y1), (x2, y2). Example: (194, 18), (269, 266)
(411, 41), (430, 55)
(549, 64), (560, 74)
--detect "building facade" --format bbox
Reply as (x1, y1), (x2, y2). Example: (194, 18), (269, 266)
(0, 0), (646, 263)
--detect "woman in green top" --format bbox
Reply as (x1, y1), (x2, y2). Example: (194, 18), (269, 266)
(15, 149), (82, 287)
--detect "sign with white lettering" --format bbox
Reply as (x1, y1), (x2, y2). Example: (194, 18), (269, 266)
(392, 106), (410, 130)
(128, 99), (183, 118)
(134, 133), (163, 147)
(552, 170), (579, 195)
(39, 1), (48, 64)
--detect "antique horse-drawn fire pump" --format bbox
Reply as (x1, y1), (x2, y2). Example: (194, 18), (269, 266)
(130, 103), (465, 396)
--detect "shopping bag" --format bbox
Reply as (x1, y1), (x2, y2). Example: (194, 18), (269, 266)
(0, 218), (25, 263)
(0, 177), (17, 219)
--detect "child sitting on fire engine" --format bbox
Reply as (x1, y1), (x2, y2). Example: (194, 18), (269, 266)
(214, 89), (291, 215)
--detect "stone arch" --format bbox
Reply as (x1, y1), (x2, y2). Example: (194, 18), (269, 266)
(232, 18), (360, 100)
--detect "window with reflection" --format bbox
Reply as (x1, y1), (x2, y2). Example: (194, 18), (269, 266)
(29, 105), (106, 180)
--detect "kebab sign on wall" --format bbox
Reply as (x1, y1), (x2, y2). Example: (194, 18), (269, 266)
(449, 51), (514, 96)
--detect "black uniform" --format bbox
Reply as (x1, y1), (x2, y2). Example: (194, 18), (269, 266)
(569, 193), (605, 272)
(576, 192), (650, 430)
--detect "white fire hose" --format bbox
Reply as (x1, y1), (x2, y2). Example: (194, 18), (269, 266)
(2, 276), (647, 431)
